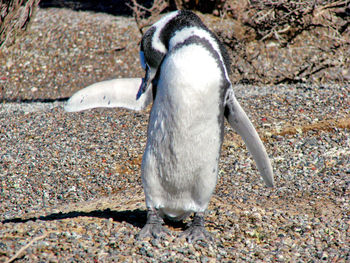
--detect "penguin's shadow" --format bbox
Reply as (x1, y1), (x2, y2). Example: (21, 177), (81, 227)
(1, 209), (146, 228)
(1, 209), (187, 230)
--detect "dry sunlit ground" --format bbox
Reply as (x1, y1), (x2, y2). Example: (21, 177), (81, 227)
(0, 6), (349, 263)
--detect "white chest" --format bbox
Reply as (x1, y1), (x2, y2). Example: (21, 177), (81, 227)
(141, 44), (224, 217)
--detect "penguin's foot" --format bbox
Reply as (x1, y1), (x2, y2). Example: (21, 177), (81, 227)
(181, 212), (213, 243)
(137, 208), (169, 240)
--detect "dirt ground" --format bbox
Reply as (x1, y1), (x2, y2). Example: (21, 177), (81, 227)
(0, 3), (349, 263)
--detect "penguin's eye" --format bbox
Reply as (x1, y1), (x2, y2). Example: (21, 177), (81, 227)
(139, 51), (146, 70)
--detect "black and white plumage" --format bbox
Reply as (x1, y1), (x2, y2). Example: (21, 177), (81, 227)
(65, 10), (274, 242)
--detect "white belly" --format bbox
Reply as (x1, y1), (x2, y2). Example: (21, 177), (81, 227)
(141, 44), (224, 219)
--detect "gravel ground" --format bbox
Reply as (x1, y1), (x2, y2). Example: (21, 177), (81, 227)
(1, 8), (349, 262)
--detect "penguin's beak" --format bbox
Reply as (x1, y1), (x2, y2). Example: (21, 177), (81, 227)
(136, 65), (151, 100)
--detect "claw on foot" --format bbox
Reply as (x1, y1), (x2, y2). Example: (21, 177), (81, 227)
(181, 212), (213, 243)
(137, 208), (170, 240)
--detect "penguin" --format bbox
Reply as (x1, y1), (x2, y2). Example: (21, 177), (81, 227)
(65, 10), (274, 242)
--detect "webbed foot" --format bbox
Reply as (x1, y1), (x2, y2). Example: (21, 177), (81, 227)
(181, 212), (213, 243)
(137, 208), (169, 239)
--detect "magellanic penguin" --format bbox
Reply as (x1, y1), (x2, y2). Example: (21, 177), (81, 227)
(65, 10), (274, 242)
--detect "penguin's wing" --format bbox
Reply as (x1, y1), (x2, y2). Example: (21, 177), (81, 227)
(224, 89), (274, 187)
(64, 78), (152, 112)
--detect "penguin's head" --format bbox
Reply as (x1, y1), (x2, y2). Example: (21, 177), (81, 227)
(136, 10), (215, 99)
(136, 11), (182, 99)
(136, 27), (165, 99)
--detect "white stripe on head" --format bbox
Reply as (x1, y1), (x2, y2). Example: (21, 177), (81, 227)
(151, 11), (180, 54)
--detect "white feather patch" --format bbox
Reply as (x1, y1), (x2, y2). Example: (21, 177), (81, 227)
(169, 27), (230, 81)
